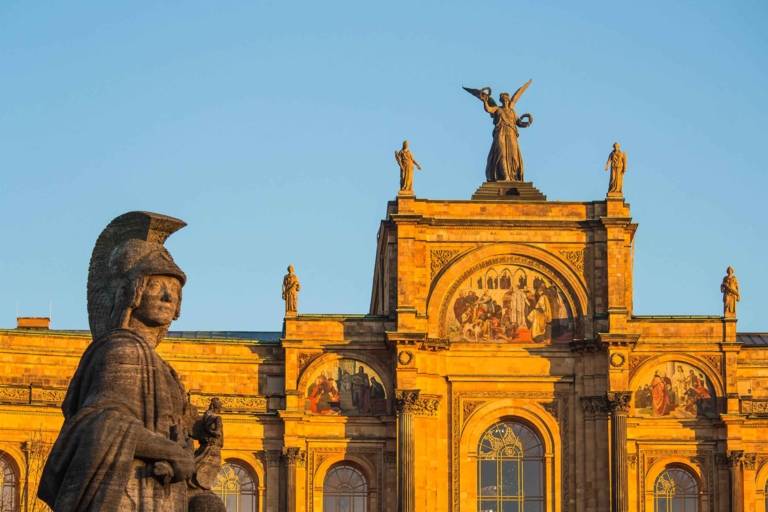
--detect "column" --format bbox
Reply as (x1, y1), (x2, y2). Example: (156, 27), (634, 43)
(728, 451), (744, 512)
(262, 450), (282, 512)
(607, 392), (631, 512)
(396, 390), (418, 512)
(283, 447), (305, 512)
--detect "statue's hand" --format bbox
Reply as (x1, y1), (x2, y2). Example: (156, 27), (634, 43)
(166, 446), (196, 483)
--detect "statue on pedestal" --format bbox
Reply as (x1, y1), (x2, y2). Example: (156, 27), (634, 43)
(605, 142), (627, 194)
(38, 211), (225, 511)
(394, 140), (422, 194)
(721, 266), (740, 316)
(464, 80), (534, 182)
(282, 265), (300, 315)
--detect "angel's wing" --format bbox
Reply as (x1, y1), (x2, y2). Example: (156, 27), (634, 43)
(463, 86), (497, 107)
(510, 79), (532, 105)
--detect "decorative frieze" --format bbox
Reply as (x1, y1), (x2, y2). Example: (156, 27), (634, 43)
(189, 393), (268, 413)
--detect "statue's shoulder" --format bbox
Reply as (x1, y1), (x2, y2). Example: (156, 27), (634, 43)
(88, 329), (149, 365)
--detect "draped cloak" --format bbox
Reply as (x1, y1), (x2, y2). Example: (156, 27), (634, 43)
(486, 107), (525, 182)
(38, 329), (192, 511)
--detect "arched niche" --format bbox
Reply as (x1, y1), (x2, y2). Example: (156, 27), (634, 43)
(458, 400), (561, 512)
(299, 355), (390, 416)
(630, 356), (722, 419)
(427, 244), (588, 344)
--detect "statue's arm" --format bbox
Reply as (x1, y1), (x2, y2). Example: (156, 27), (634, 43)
(480, 95), (497, 114)
(96, 341), (196, 482)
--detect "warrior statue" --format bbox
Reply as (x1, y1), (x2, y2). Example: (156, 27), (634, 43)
(38, 211), (225, 511)
(464, 80), (534, 182)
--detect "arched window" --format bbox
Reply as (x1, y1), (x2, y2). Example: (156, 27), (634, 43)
(212, 460), (258, 512)
(654, 467), (699, 512)
(0, 452), (18, 512)
(477, 420), (544, 512)
(323, 464), (368, 512)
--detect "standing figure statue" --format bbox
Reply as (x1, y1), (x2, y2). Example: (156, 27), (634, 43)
(720, 266), (740, 316)
(464, 80), (534, 182)
(282, 264), (300, 315)
(38, 211), (225, 512)
(605, 142), (628, 194)
(394, 140), (422, 194)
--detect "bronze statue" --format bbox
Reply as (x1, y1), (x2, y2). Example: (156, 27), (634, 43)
(282, 264), (300, 315)
(464, 80), (534, 182)
(605, 142), (627, 194)
(394, 140), (422, 194)
(38, 211), (225, 511)
(721, 266), (740, 316)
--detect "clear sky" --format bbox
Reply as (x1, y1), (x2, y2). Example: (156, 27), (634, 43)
(1, 1), (767, 332)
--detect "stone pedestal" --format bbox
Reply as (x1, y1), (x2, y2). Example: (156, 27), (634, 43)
(471, 181), (547, 201)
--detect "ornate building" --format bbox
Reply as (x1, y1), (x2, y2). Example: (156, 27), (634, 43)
(1, 178), (768, 512)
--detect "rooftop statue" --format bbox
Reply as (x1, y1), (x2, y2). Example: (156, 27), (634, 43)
(605, 142), (628, 195)
(38, 211), (225, 511)
(721, 266), (740, 316)
(464, 80), (534, 182)
(394, 140), (422, 195)
(282, 264), (300, 316)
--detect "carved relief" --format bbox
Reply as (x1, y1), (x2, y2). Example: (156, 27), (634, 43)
(610, 353), (626, 368)
(189, 393), (267, 412)
(397, 350), (414, 366)
(702, 354), (722, 373)
(743, 398), (768, 416)
(629, 354), (652, 374)
(298, 351), (321, 375)
(430, 249), (460, 280)
(558, 249), (585, 274)
(32, 388), (66, 403)
(462, 400), (485, 424)
(0, 385), (29, 403)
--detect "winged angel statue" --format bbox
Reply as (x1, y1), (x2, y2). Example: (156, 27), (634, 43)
(464, 80), (533, 182)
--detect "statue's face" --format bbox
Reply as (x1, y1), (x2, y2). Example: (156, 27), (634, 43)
(132, 275), (182, 328)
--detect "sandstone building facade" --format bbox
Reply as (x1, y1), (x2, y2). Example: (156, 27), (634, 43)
(2, 186), (768, 512)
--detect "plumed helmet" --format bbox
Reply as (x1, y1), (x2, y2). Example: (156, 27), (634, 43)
(87, 211), (187, 339)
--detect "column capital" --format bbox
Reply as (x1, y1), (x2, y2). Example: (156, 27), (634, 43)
(282, 447), (306, 468)
(727, 450), (745, 468)
(395, 389), (441, 416)
(607, 391), (632, 413)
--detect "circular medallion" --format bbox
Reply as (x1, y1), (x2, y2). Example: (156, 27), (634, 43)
(610, 353), (626, 368)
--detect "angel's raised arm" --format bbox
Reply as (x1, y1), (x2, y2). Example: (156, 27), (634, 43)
(463, 86), (497, 114)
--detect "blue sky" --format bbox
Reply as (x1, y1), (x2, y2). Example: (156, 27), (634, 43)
(1, 1), (766, 331)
